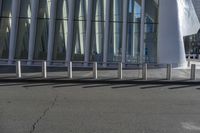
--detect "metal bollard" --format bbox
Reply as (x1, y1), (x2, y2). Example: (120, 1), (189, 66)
(42, 61), (47, 78)
(166, 64), (172, 80)
(68, 62), (72, 79)
(142, 63), (147, 80)
(16, 60), (22, 78)
(93, 62), (98, 79)
(191, 64), (196, 80)
(118, 62), (123, 79)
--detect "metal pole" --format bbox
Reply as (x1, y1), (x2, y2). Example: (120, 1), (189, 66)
(42, 61), (47, 78)
(118, 62), (123, 79)
(142, 63), (147, 80)
(16, 60), (22, 78)
(166, 64), (172, 80)
(68, 62), (72, 79)
(93, 62), (98, 79)
(191, 64), (196, 80)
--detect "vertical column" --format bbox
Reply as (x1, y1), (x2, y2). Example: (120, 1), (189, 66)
(28, 0), (39, 64)
(140, 0), (145, 64)
(66, 0), (75, 62)
(103, 0), (111, 66)
(47, 0), (57, 64)
(8, 0), (21, 64)
(122, 0), (128, 64)
(84, 0), (93, 65)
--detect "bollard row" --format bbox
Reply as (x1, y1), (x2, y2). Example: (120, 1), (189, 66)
(13, 61), (198, 81)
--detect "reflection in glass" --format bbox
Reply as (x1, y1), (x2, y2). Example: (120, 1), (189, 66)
(72, 0), (88, 61)
(53, 0), (68, 60)
(90, 0), (106, 62)
(15, 0), (31, 59)
(126, 0), (141, 63)
(144, 0), (158, 63)
(0, 0), (12, 59)
(108, 0), (123, 62)
(34, 0), (51, 60)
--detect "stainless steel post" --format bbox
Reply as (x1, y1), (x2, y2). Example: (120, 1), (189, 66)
(142, 63), (147, 80)
(68, 62), (73, 79)
(167, 64), (172, 80)
(118, 62), (123, 79)
(16, 60), (22, 78)
(93, 62), (98, 79)
(42, 61), (47, 78)
(191, 64), (196, 80)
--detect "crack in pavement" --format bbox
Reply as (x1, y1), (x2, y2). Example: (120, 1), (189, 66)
(29, 95), (58, 133)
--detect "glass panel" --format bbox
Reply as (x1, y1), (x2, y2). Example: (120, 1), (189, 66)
(92, 0), (106, 21)
(15, 0), (31, 59)
(128, 0), (141, 22)
(72, 0), (88, 61)
(0, 0), (12, 17)
(144, 0), (158, 63)
(90, 0), (106, 62)
(126, 23), (140, 63)
(108, 0), (123, 62)
(144, 23), (158, 63)
(34, 0), (51, 60)
(0, 0), (12, 59)
(126, 0), (141, 63)
(53, 0), (68, 60)
(56, 0), (68, 19)
(90, 22), (104, 62)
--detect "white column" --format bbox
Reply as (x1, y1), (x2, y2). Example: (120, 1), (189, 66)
(122, 0), (128, 64)
(140, 0), (145, 64)
(84, 0), (93, 65)
(103, 0), (111, 66)
(66, 0), (75, 62)
(28, 0), (39, 64)
(47, 0), (57, 63)
(8, 0), (21, 64)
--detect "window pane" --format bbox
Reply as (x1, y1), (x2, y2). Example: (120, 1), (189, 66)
(72, 0), (88, 61)
(90, 22), (104, 62)
(0, 18), (11, 59)
(126, 23), (140, 63)
(34, 0), (51, 60)
(1, 0), (12, 17)
(15, 0), (31, 59)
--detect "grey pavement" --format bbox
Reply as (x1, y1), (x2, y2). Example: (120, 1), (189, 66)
(0, 82), (200, 133)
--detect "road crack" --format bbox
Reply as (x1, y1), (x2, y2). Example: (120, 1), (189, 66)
(29, 95), (58, 133)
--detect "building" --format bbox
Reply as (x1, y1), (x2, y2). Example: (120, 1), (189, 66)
(0, 0), (199, 67)
(184, 0), (200, 59)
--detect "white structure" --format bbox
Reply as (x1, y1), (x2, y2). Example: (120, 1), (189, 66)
(0, 0), (199, 67)
(158, 0), (200, 67)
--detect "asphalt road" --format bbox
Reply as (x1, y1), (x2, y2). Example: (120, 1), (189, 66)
(0, 82), (200, 133)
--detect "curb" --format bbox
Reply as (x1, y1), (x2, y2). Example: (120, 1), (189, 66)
(0, 78), (199, 85)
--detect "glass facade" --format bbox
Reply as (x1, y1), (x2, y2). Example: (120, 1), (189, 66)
(126, 0), (141, 63)
(0, 0), (159, 65)
(144, 0), (158, 63)
(53, 0), (68, 60)
(0, 0), (12, 59)
(34, 0), (51, 60)
(15, 0), (31, 59)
